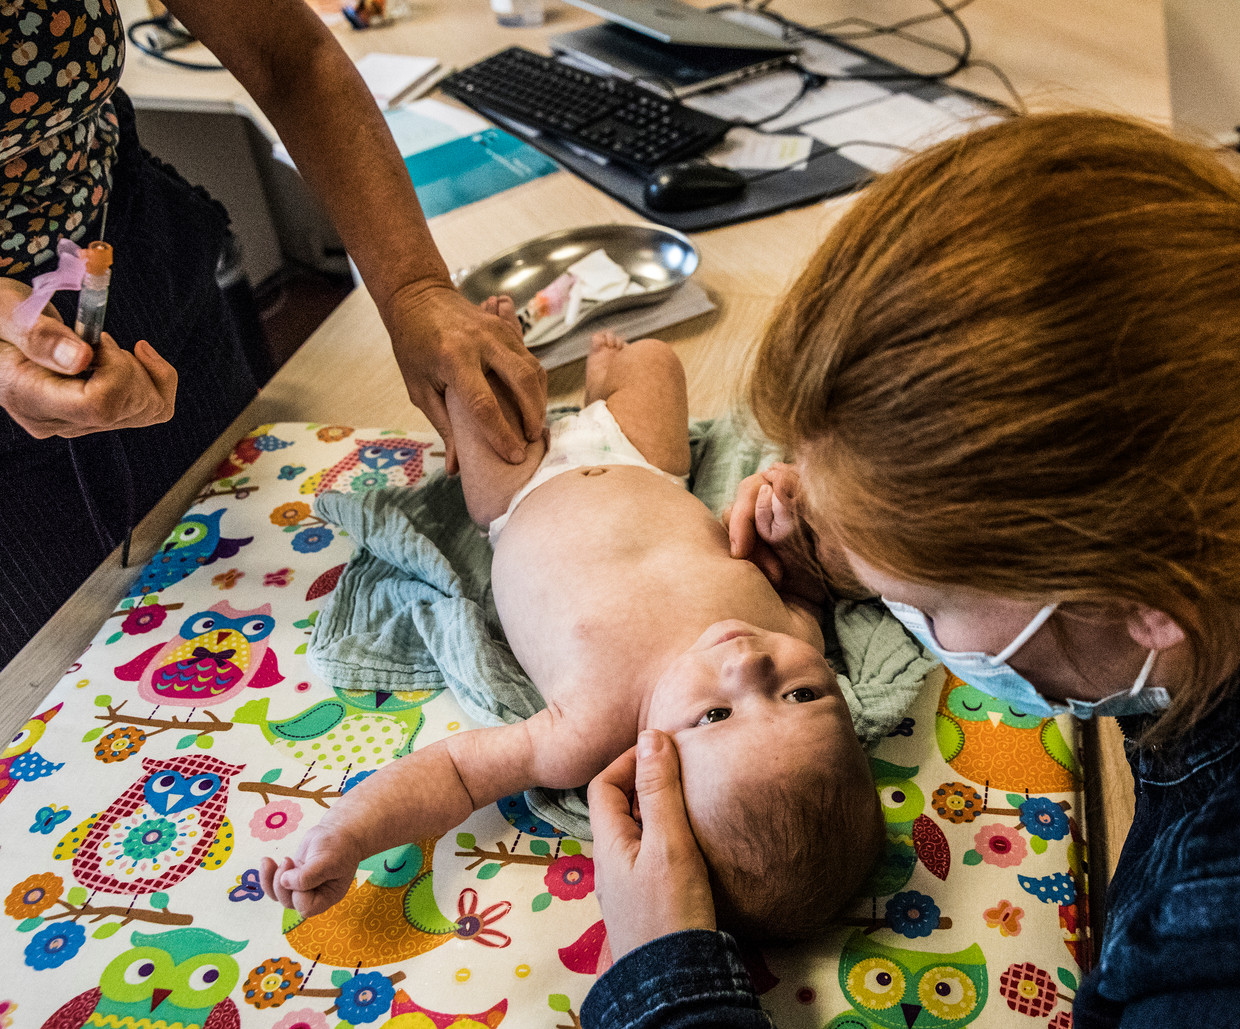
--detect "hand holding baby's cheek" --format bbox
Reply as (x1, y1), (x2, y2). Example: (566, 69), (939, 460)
(588, 730), (716, 960)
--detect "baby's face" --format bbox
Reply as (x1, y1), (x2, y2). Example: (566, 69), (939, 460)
(646, 620), (856, 801)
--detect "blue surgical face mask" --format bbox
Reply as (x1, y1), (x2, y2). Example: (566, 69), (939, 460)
(883, 599), (1171, 719)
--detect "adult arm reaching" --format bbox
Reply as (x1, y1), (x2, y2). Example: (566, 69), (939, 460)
(164, 0), (546, 470)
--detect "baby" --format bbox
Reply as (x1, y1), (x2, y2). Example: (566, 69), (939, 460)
(262, 320), (883, 941)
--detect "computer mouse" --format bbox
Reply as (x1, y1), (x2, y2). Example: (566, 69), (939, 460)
(644, 159), (747, 213)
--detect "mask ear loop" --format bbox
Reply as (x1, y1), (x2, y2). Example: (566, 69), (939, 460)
(993, 603), (1058, 664)
(1129, 649), (1158, 696)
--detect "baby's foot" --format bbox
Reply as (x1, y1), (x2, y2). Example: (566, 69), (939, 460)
(585, 330), (626, 404)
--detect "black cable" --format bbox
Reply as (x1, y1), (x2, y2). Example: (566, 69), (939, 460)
(813, 0), (980, 40)
(726, 67), (826, 129)
(126, 16), (224, 71)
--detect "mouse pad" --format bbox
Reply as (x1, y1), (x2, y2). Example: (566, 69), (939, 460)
(468, 64), (1008, 232)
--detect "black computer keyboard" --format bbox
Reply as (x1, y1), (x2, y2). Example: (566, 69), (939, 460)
(439, 47), (733, 173)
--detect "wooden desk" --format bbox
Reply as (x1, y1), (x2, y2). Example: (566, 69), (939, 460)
(2, 0), (1165, 896)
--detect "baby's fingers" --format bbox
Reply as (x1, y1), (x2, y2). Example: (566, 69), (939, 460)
(261, 856), (297, 909)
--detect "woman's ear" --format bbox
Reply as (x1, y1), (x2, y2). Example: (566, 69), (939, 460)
(1125, 605), (1185, 651)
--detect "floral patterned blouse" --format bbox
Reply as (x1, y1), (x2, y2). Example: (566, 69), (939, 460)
(0, 0), (123, 280)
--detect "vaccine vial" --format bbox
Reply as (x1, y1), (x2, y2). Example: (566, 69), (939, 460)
(491, 0), (544, 27)
(74, 241), (113, 348)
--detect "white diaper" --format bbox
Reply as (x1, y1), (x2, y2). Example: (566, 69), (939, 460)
(488, 400), (689, 544)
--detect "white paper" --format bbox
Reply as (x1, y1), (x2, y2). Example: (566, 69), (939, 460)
(801, 92), (975, 173)
(685, 70), (807, 121)
(355, 52), (441, 110)
(763, 77), (890, 132)
(709, 126), (812, 171)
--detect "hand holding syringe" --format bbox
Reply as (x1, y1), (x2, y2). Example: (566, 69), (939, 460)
(1, 234), (176, 441)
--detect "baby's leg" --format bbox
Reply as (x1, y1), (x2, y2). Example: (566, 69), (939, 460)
(446, 300), (547, 527)
(585, 331), (691, 477)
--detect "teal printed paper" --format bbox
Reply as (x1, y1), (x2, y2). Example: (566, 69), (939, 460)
(404, 128), (559, 218)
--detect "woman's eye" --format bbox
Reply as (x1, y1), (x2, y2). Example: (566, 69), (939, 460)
(786, 687), (818, 703)
(698, 708), (731, 725)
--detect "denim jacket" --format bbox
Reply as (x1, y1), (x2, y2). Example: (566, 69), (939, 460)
(583, 687), (1240, 1029)
(1074, 683), (1240, 1025)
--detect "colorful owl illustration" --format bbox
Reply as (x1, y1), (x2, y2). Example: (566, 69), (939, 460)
(283, 838), (509, 967)
(128, 509), (253, 599)
(864, 759), (950, 897)
(935, 673), (1079, 793)
(233, 686), (439, 773)
(0, 703), (63, 807)
(826, 931), (988, 1029)
(114, 602), (282, 708)
(41, 926), (246, 1029)
(300, 438), (432, 496)
(385, 990), (508, 1028)
(56, 755), (244, 895)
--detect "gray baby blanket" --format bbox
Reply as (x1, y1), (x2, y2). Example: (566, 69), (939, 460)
(308, 416), (934, 838)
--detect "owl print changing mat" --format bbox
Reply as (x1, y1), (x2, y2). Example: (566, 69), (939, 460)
(0, 423), (1090, 1029)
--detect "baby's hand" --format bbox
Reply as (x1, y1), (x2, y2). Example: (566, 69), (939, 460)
(722, 463), (808, 586)
(260, 822), (365, 919)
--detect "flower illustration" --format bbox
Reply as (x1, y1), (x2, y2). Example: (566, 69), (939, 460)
(350, 470), (389, 491)
(270, 501), (311, 527)
(277, 465), (306, 480)
(974, 823), (1028, 867)
(0, 999), (17, 1029)
(264, 568), (294, 588)
(454, 888), (512, 947)
(94, 726), (147, 763)
(241, 956), (304, 1009)
(253, 433), (293, 451)
(983, 899), (1024, 937)
(1020, 797), (1071, 840)
(999, 961), (1058, 1016)
(5, 873), (63, 918)
(336, 971), (395, 1024)
(886, 891), (939, 938)
(120, 603), (167, 635)
(212, 568), (244, 590)
(931, 782), (983, 823)
(24, 922), (85, 969)
(316, 425), (353, 442)
(249, 800), (303, 841)
(121, 817), (177, 861)
(544, 854), (595, 900)
(1048, 1011), (1073, 1029)
(273, 1009), (329, 1029)
(291, 527), (333, 553)
(29, 804), (70, 835)
(99, 808), (198, 880)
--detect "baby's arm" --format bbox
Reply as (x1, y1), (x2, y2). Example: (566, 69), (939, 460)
(261, 706), (603, 917)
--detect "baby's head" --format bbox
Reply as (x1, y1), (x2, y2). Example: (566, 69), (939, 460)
(646, 621), (883, 941)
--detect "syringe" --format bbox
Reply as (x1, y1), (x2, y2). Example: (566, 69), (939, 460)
(73, 240), (114, 347)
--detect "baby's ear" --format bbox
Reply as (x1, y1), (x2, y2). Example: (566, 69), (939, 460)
(1124, 605), (1185, 651)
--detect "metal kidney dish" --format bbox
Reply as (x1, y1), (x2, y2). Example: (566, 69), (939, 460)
(454, 223), (699, 343)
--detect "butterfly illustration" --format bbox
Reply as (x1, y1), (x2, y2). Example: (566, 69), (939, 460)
(228, 867), (264, 903)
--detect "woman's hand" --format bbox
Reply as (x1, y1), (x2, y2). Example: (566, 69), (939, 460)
(588, 730), (716, 960)
(0, 279), (177, 438)
(384, 283), (547, 475)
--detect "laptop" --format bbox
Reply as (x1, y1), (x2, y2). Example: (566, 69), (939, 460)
(554, 0), (797, 99)
(562, 0), (797, 50)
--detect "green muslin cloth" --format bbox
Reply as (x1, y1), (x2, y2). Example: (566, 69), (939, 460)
(308, 415), (934, 838)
